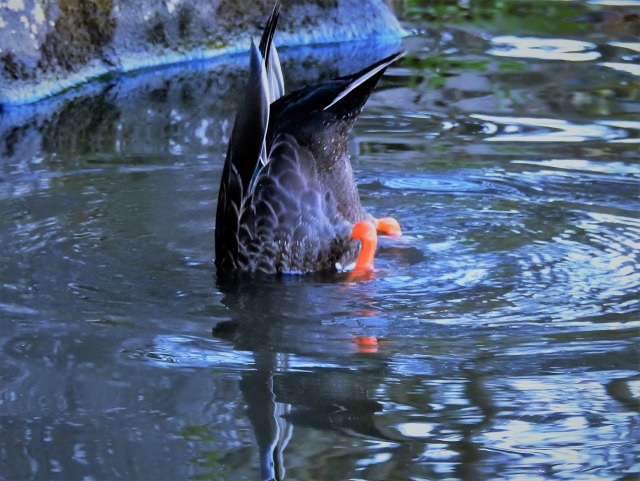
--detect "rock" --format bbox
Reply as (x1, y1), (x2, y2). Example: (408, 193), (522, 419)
(0, 0), (405, 107)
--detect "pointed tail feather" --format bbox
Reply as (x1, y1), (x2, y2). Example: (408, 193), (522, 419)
(222, 5), (284, 201)
(259, 1), (281, 62)
(260, 1), (285, 103)
(323, 51), (404, 112)
(216, 3), (284, 271)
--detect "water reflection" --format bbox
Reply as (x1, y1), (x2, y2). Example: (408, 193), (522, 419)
(471, 114), (636, 142)
(207, 278), (499, 481)
(210, 279), (384, 480)
(489, 36), (601, 62)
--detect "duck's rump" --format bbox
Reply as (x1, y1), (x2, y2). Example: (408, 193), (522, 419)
(237, 134), (362, 274)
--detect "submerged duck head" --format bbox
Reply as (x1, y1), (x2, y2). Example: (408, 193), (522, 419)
(215, 3), (403, 277)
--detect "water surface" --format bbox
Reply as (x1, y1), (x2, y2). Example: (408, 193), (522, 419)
(1, 1), (639, 480)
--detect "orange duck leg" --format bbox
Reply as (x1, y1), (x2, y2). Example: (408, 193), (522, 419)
(351, 220), (378, 272)
(351, 217), (402, 273)
(376, 217), (402, 237)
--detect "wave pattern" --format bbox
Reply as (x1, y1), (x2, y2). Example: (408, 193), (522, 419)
(1, 3), (639, 480)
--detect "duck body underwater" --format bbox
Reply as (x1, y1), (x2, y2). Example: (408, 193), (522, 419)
(215, 3), (403, 277)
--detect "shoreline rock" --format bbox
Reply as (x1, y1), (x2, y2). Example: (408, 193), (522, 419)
(0, 0), (405, 107)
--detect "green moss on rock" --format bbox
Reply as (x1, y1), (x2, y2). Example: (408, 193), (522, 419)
(38, 0), (116, 73)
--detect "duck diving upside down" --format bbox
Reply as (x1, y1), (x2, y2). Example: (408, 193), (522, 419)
(215, 3), (404, 277)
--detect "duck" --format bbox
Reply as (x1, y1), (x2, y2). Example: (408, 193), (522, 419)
(215, 2), (403, 277)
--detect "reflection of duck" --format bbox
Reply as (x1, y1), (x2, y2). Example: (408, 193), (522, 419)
(211, 277), (397, 480)
(237, 351), (388, 481)
(215, 3), (403, 277)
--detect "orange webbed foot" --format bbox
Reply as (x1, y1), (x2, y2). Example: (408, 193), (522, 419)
(351, 220), (378, 272)
(376, 217), (402, 237)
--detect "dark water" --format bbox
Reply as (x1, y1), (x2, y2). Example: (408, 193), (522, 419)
(1, 1), (639, 480)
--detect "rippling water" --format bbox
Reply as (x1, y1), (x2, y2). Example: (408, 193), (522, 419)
(1, 1), (639, 480)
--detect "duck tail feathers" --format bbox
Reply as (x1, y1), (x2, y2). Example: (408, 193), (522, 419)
(323, 51), (404, 112)
(216, 3), (284, 268)
(260, 1), (285, 103)
(223, 3), (285, 198)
